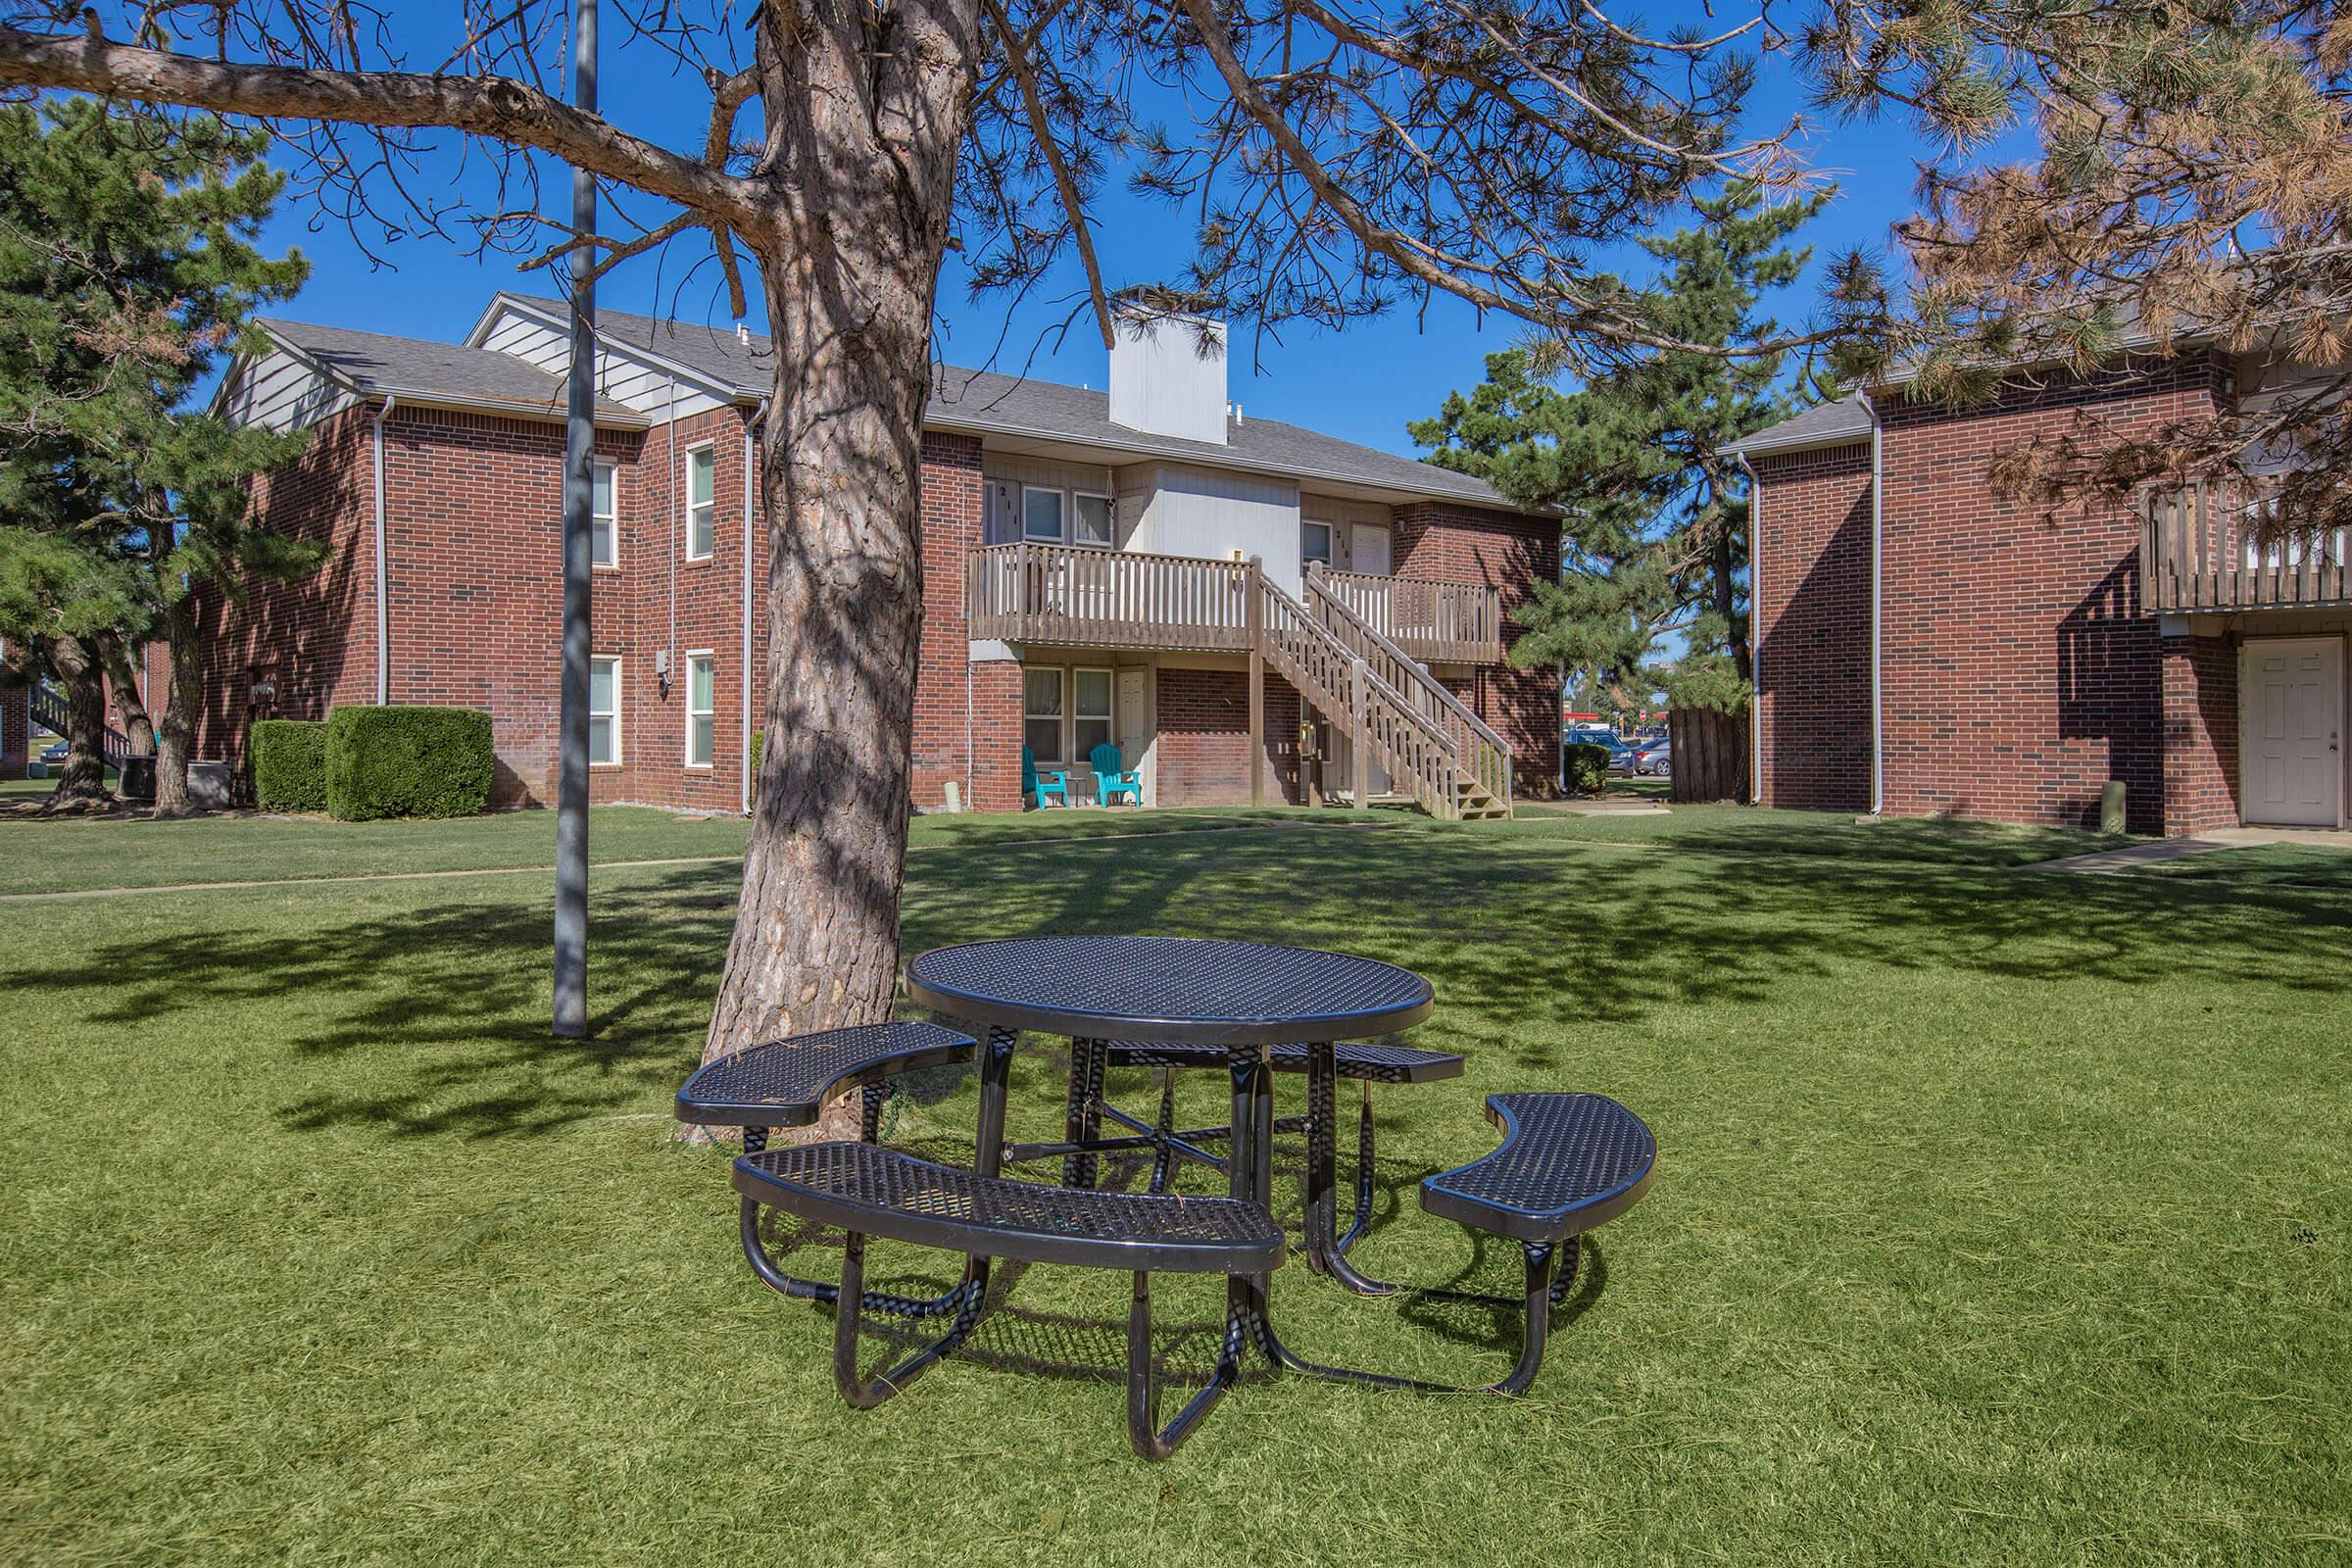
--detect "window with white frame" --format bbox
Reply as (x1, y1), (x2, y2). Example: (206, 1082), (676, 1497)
(1023, 666), (1064, 762)
(685, 653), (715, 766)
(592, 462), (618, 568)
(1073, 667), (1114, 763)
(1301, 520), (1334, 570)
(1022, 485), (1065, 543)
(589, 656), (620, 764)
(1073, 492), (1114, 548)
(686, 447), (716, 560)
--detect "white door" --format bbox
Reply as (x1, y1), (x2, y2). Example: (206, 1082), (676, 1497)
(2241, 638), (2343, 826)
(1115, 666), (1154, 807)
(1350, 523), (1391, 577)
(984, 478), (1019, 545)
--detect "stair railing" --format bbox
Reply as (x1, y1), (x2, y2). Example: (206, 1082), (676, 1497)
(1304, 564), (1513, 815)
(1256, 577), (1462, 817)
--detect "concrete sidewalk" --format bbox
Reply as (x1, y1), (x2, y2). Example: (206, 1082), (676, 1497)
(2024, 824), (2352, 875)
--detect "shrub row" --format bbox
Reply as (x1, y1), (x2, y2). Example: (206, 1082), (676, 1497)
(252, 706), (495, 820)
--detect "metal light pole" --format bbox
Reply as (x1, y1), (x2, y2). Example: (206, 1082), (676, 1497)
(553, 0), (596, 1038)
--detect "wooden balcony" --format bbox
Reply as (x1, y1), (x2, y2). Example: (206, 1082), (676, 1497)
(963, 542), (1505, 662)
(1313, 566), (1504, 663)
(2142, 478), (2352, 613)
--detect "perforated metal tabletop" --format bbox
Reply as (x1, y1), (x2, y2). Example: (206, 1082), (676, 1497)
(905, 935), (1435, 1045)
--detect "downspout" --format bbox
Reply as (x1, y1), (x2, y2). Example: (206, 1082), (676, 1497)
(742, 400), (765, 815)
(372, 395), (397, 704)
(1735, 450), (1762, 805)
(1861, 392), (1885, 816)
(666, 378), (680, 703)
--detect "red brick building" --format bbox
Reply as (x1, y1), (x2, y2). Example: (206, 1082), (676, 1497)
(203, 298), (1558, 816)
(1735, 354), (2347, 836)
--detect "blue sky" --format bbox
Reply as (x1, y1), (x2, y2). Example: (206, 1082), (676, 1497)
(248, 9), (1989, 457)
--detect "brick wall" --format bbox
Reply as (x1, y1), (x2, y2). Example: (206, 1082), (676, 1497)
(1751, 442), (1874, 811)
(911, 432), (986, 811)
(1877, 358), (2222, 832)
(2162, 634), (2240, 836)
(1391, 500), (1562, 795)
(1155, 665), (1301, 805)
(197, 405), (381, 780)
(610, 404), (751, 813)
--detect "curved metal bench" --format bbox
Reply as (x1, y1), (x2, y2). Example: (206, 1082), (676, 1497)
(1414, 1093), (1656, 1394)
(735, 1142), (1286, 1458)
(675, 1022), (978, 1315)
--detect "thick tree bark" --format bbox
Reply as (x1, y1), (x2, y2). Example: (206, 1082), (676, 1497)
(154, 596), (202, 815)
(701, 0), (985, 1060)
(38, 636), (114, 810)
(101, 637), (157, 759)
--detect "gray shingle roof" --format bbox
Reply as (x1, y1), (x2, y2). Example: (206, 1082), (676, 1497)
(259, 318), (646, 424)
(1725, 395), (1874, 458)
(496, 293), (1510, 507)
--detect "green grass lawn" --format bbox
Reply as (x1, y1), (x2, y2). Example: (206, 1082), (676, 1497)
(2, 805), (2346, 1564)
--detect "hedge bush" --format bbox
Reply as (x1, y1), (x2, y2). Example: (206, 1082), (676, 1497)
(251, 719), (329, 811)
(1564, 741), (1611, 796)
(325, 705), (496, 820)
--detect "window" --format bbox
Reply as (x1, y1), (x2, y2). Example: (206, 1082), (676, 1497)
(1073, 668), (1113, 763)
(1023, 666), (1064, 762)
(589, 656), (620, 764)
(1301, 520), (1334, 570)
(686, 447), (716, 560)
(592, 462), (618, 568)
(685, 653), (715, 766)
(1073, 493), (1115, 548)
(1022, 485), (1065, 543)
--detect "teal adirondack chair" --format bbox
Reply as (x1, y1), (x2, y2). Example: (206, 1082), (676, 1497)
(1023, 746), (1070, 809)
(1090, 743), (1144, 807)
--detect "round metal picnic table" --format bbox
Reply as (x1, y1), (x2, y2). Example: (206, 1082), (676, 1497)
(906, 934), (1440, 1387)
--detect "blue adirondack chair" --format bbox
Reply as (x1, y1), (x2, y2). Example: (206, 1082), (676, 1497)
(1023, 746), (1070, 809)
(1091, 743), (1144, 807)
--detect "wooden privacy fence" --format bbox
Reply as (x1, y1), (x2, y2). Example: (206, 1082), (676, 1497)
(1667, 706), (1749, 804)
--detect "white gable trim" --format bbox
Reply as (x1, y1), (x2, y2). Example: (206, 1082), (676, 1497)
(465, 293), (747, 418)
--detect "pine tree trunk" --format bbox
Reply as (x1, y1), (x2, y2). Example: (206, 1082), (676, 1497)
(102, 638), (157, 758)
(1712, 513), (1749, 686)
(701, 0), (984, 1061)
(154, 596), (201, 815)
(38, 635), (113, 810)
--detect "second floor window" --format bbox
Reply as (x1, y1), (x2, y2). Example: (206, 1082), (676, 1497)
(592, 462), (618, 568)
(1301, 520), (1334, 570)
(1074, 493), (1114, 547)
(686, 447), (716, 560)
(685, 653), (715, 766)
(1023, 485), (1064, 543)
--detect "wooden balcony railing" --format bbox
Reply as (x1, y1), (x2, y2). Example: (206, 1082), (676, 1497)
(2141, 477), (2352, 612)
(965, 541), (1254, 651)
(1315, 567), (1504, 662)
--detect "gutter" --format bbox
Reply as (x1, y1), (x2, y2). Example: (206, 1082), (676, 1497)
(1861, 391), (1885, 816)
(372, 395), (397, 704)
(1735, 450), (1762, 806)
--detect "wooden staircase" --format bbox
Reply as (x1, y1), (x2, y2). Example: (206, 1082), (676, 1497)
(1255, 570), (1513, 822)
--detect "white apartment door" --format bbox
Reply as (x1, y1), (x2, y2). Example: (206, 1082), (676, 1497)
(2241, 638), (2344, 827)
(1350, 523), (1391, 577)
(1115, 666), (1154, 806)
(984, 478), (1019, 545)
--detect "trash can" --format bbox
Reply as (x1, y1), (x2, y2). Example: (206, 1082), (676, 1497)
(118, 756), (157, 803)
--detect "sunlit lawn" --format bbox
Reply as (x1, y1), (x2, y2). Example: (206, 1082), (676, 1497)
(2, 803), (2345, 1564)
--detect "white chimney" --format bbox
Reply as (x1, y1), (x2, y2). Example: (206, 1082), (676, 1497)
(1109, 313), (1228, 445)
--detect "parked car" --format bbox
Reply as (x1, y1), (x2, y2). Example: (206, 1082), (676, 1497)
(39, 741), (68, 766)
(1632, 739), (1672, 776)
(1602, 737), (1642, 775)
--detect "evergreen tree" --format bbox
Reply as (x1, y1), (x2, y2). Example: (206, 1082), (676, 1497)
(1412, 183), (1840, 716)
(0, 98), (311, 811)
